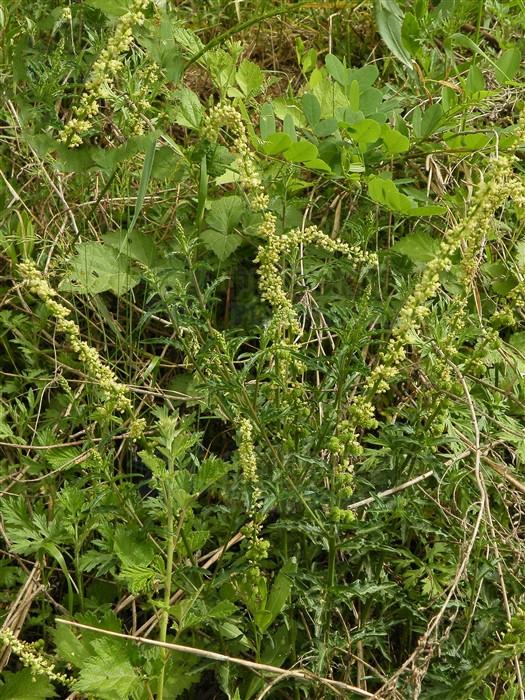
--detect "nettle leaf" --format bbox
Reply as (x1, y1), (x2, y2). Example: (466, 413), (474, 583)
(173, 86), (203, 129)
(74, 638), (142, 700)
(495, 48), (522, 84)
(381, 123), (410, 153)
(60, 242), (140, 295)
(201, 196), (244, 261)
(392, 231), (440, 264)
(194, 456), (230, 493)
(0, 669), (57, 699)
(374, 0), (413, 69)
(102, 230), (157, 267)
(234, 59), (264, 98)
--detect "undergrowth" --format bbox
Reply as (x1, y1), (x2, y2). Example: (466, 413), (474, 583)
(2, 1), (525, 698)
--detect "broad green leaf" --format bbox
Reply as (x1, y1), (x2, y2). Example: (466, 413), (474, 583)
(509, 332), (525, 372)
(374, 0), (413, 68)
(60, 243), (140, 295)
(0, 669), (56, 699)
(205, 196), (244, 233)
(314, 118), (338, 137)
(302, 93), (321, 127)
(262, 132), (293, 155)
(325, 53), (349, 85)
(304, 158), (332, 172)
(283, 113), (297, 141)
(235, 59), (263, 97)
(420, 103), (442, 138)
(74, 638), (141, 700)
(86, 0), (127, 16)
(194, 456), (230, 493)
(173, 87), (203, 129)
(368, 175), (444, 216)
(283, 140), (318, 162)
(348, 79), (360, 111)
(257, 560), (296, 632)
(465, 64), (485, 95)
(445, 133), (491, 150)
(201, 229), (242, 260)
(392, 231), (440, 264)
(381, 123), (410, 153)
(347, 64), (379, 89)
(360, 87), (384, 116)
(259, 102), (276, 139)
(103, 230), (157, 267)
(348, 118), (381, 146)
(495, 48), (521, 84)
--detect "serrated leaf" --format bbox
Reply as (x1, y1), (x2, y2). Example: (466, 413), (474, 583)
(60, 243), (140, 295)
(173, 87), (203, 129)
(0, 669), (57, 699)
(235, 59), (263, 98)
(392, 231), (440, 264)
(375, 0), (413, 69)
(102, 230), (157, 267)
(74, 638), (141, 700)
(201, 229), (242, 261)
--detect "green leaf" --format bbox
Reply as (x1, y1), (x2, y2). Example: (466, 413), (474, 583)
(262, 132), (293, 155)
(381, 124), (410, 153)
(258, 560), (296, 632)
(347, 64), (379, 90)
(127, 135), (157, 237)
(368, 175), (444, 216)
(74, 638), (141, 700)
(0, 669), (57, 699)
(86, 0), (128, 16)
(201, 196), (244, 260)
(194, 456), (230, 493)
(302, 93), (321, 127)
(465, 64), (485, 95)
(348, 118), (381, 146)
(235, 59), (263, 97)
(325, 53), (349, 85)
(304, 158), (332, 172)
(60, 243), (140, 295)
(102, 230), (157, 267)
(201, 229), (242, 261)
(401, 12), (420, 55)
(374, 0), (413, 69)
(495, 48), (521, 84)
(419, 103), (442, 138)
(259, 103), (276, 139)
(392, 231), (440, 264)
(283, 139), (318, 162)
(173, 87), (203, 129)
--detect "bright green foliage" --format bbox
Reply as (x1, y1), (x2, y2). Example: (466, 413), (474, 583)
(2, 1), (525, 699)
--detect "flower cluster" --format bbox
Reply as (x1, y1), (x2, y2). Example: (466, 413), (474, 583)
(203, 103), (269, 211)
(19, 260), (132, 415)
(256, 223), (377, 337)
(59, 0), (150, 147)
(0, 627), (70, 686)
(346, 151), (525, 444)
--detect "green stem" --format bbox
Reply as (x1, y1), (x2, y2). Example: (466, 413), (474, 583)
(157, 488), (176, 699)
